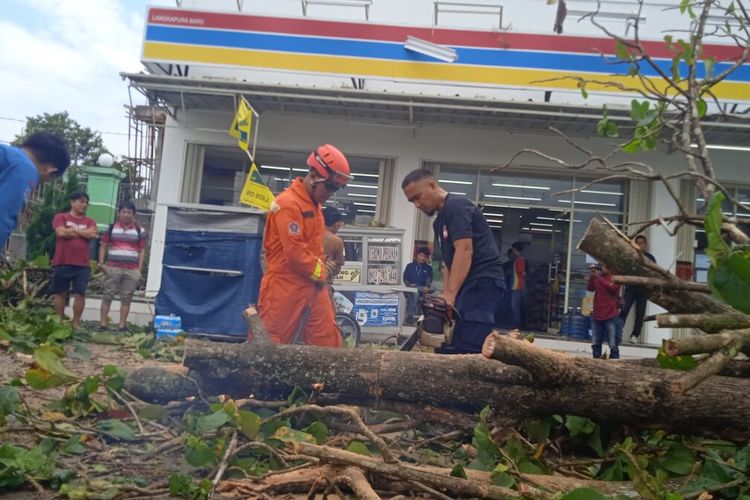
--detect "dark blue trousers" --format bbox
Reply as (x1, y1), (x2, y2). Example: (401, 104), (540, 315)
(438, 278), (505, 354)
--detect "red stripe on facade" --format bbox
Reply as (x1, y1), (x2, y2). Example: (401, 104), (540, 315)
(147, 7), (746, 61)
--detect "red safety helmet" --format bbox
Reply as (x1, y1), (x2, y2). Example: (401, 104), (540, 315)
(306, 144), (352, 187)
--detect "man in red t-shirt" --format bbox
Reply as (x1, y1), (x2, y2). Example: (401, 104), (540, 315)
(97, 201), (147, 332)
(50, 191), (98, 329)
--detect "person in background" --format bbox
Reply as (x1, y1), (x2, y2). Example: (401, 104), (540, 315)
(403, 246), (433, 324)
(97, 201), (147, 332)
(323, 206), (345, 315)
(402, 169), (505, 353)
(510, 242), (526, 329)
(258, 144), (352, 347)
(620, 234), (656, 343)
(587, 263), (621, 359)
(0, 132), (70, 250)
(50, 191), (98, 330)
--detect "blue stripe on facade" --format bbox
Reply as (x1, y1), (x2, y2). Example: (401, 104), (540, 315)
(145, 25), (750, 82)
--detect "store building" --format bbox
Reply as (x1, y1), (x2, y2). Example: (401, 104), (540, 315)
(125, 0), (750, 343)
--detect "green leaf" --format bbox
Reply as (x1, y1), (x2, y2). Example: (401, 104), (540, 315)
(95, 419), (136, 441)
(472, 407), (502, 467)
(671, 55), (682, 81)
(34, 345), (76, 378)
(238, 410), (261, 440)
(622, 139), (641, 154)
(450, 464), (468, 478)
(346, 440), (372, 456)
(679, 0), (690, 14)
(138, 404), (169, 422)
(0, 386), (20, 424)
(523, 417), (551, 444)
(709, 249), (750, 313)
(102, 365), (126, 392)
(25, 367), (76, 390)
(615, 40), (630, 60)
(273, 426), (317, 445)
(705, 192), (730, 264)
(490, 463), (516, 488)
(61, 435), (87, 455)
(303, 421), (328, 445)
(659, 443), (695, 475)
(185, 436), (217, 467)
(696, 98), (708, 118)
(195, 410), (230, 435)
(704, 57), (715, 80)
(664, 35), (674, 46)
(630, 100), (650, 121)
(561, 488), (609, 500)
(657, 348), (697, 371)
(169, 473), (211, 500)
(565, 415), (595, 437)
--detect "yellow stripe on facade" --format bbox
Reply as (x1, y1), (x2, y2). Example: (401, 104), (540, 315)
(144, 42), (750, 100)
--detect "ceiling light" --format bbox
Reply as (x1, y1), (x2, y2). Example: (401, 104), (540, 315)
(347, 193), (377, 198)
(353, 202), (376, 207)
(347, 183), (377, 189)
(489, 225), (503, 229)
(260, 165), (291, 171)
(558, 200), (617, 207)
(492, 183), (550, 190)
(691, 143), (750, 152)
(440, 179), (473, 185)
(404, 35), (457, 63)
(358, 209), (376, 214)
(486, 218), (504, 223)
(273, 177), (290, 182)
(581, 189), (623, 196)
(530, 222), (553, 227)
(531, 227), (553, 232)
(482, 212), (504, 217)
(485, 195), (542, 201)
(521, 227), (531, 230)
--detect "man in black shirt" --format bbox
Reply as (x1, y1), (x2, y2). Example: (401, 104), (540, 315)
(620, 234), (656, 343)
(402, 169), (505, 353)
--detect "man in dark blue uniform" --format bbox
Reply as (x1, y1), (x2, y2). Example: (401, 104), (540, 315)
(402, 169), (505, 353)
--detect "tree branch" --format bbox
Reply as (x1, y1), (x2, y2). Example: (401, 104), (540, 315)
(657, 313), (750, 332)
(612, 275), (710, 292)
(672, 337), (745, 394)
(260, 404), (398, 463)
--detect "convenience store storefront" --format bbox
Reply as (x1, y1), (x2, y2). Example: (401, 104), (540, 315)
(127, 6), (750, 342)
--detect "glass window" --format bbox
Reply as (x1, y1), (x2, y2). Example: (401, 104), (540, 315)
(478, 171), (574, 209)
(196, 146), (384, 224)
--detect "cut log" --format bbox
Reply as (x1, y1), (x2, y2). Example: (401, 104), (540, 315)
(578, 219), (734, 315)
(124, 336), (750, 435)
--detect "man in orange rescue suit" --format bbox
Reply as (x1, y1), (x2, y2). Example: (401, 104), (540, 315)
(258, 144), (352, 347)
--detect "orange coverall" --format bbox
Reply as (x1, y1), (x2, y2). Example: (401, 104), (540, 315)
(257, 178), (343, 347)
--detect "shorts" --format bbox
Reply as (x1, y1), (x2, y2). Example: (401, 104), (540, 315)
(102, 266), (141, 305)
(50, 265), (91, 296)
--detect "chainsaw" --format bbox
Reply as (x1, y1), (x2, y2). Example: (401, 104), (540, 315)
(399, 294), (457, 351)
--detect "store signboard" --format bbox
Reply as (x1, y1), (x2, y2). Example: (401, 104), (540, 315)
(141, 7), (750, 101)
(351, 291), (399, 327)
(366, 237), (401, 285)
(334, 267), (362, 284)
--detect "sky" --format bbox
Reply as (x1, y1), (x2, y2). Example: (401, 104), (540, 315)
(0, 0), (171, 157)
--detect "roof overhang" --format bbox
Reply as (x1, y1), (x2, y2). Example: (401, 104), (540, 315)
(123, 72), (750, 146)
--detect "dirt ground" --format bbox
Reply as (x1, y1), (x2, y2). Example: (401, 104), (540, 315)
(0, 326), (194, 498)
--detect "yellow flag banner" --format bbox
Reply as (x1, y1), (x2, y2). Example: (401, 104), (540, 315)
(239, 163), (274, 211)
(228, 97), (253, 153)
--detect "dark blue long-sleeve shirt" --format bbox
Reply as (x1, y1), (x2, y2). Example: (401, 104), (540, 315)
(403, 262), (433, 288)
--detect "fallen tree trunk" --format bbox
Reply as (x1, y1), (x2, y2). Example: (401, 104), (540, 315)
(578, 219), (735, 315)
(124, 337), (750, 434)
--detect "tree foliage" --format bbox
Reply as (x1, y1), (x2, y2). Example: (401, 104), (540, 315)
(12, 111), (108, 169)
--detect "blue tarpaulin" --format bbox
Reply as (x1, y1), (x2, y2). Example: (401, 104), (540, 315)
(156, 229), (262, 336)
